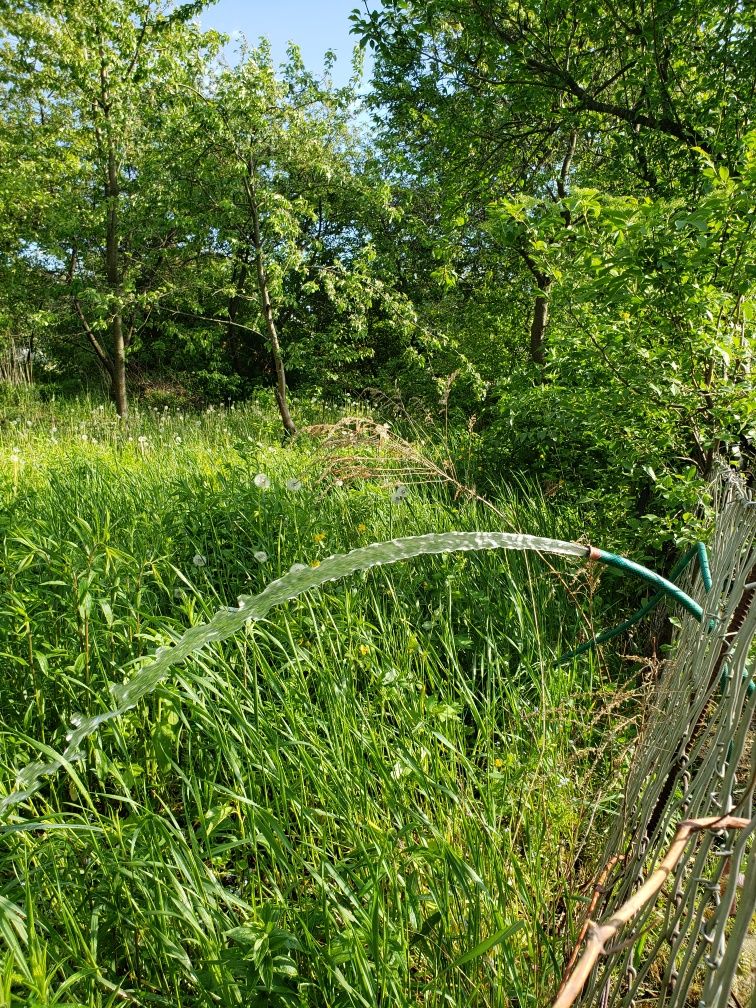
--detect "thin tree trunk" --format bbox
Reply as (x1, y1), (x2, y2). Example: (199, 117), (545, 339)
(245, 164), (296, 436)
(96, 40), (128, 418)
(110, 318), (128, 417)
(24, 332), (34, 383)
(517, 244), (553, 371)
(105, 147), (128, 417)
(529, 277), (552, 368)
(524, 132), (575, 370)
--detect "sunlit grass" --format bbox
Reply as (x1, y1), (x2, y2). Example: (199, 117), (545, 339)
(0, 392), (630, 1007)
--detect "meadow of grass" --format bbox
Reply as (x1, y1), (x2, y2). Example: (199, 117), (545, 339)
(0, 391), (632, 1007)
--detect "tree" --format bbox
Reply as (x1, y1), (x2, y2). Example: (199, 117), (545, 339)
(353, 0), (755, 499)
(178, 42), (412, 433)
(0, 0), (221, 415)
(354, 0), (754, 318)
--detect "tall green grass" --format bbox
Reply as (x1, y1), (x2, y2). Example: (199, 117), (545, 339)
(0, 394), (629, 1007)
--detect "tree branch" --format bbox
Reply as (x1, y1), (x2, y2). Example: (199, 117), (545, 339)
(72, 298), (113, 373)
(552, 815), (751, 1008)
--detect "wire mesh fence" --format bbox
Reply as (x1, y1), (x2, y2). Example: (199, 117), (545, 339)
(558, 467), (756, 1008)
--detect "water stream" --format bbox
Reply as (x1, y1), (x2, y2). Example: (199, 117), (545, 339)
(0, 531), (588, 817)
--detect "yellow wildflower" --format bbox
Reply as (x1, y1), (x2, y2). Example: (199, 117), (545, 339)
(312, 532), (326, 544)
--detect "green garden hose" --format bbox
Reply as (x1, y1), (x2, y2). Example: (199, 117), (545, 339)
(559, 543), (710, 663)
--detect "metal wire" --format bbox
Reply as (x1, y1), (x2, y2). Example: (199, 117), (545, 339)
(572, 469), (756, 1008)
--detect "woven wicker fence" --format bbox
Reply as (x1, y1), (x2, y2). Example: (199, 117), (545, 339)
(557, 468), (756, 1008)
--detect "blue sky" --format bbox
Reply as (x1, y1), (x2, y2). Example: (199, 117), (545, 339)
(199, 0), (372, 86)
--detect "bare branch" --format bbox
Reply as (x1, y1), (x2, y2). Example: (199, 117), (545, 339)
(552, 815), (751, 1008)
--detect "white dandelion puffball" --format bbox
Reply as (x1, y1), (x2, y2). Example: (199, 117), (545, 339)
(254, 551), (269, 563)
(286, 478), (302, 492)
(254, 473), (271, 489)
(391, 484), (409, 502)
(192, 553), (207, 567)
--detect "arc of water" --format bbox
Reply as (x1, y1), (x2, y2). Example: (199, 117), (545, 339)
(1, 532), (588, 816)
(1, 530), (704, 818)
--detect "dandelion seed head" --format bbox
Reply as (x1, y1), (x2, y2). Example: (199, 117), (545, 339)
(192, 553), (207, 567)
(253, 473), (270, 489)
(286, 478), (302, 492)
(254, 551), (268, 563)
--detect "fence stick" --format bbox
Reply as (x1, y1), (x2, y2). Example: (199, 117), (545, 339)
(552, 816), (751, 1008)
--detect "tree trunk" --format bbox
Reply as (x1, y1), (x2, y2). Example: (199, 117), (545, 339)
(529, 276), (552, 368)
(524, 133), (574, 371)
(96, 40), (128, 418)
(110, 316), (128, 417)
(258, 265), (297, 436)
(517, 243), (553, 371)
(245, 164), (297, 436)
(105, 147), (128, 417)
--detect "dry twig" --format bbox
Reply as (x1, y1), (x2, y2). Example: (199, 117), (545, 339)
(552, 815), (751, 1008)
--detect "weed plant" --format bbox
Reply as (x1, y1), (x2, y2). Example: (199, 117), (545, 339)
(0, 394), (631, 1007)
